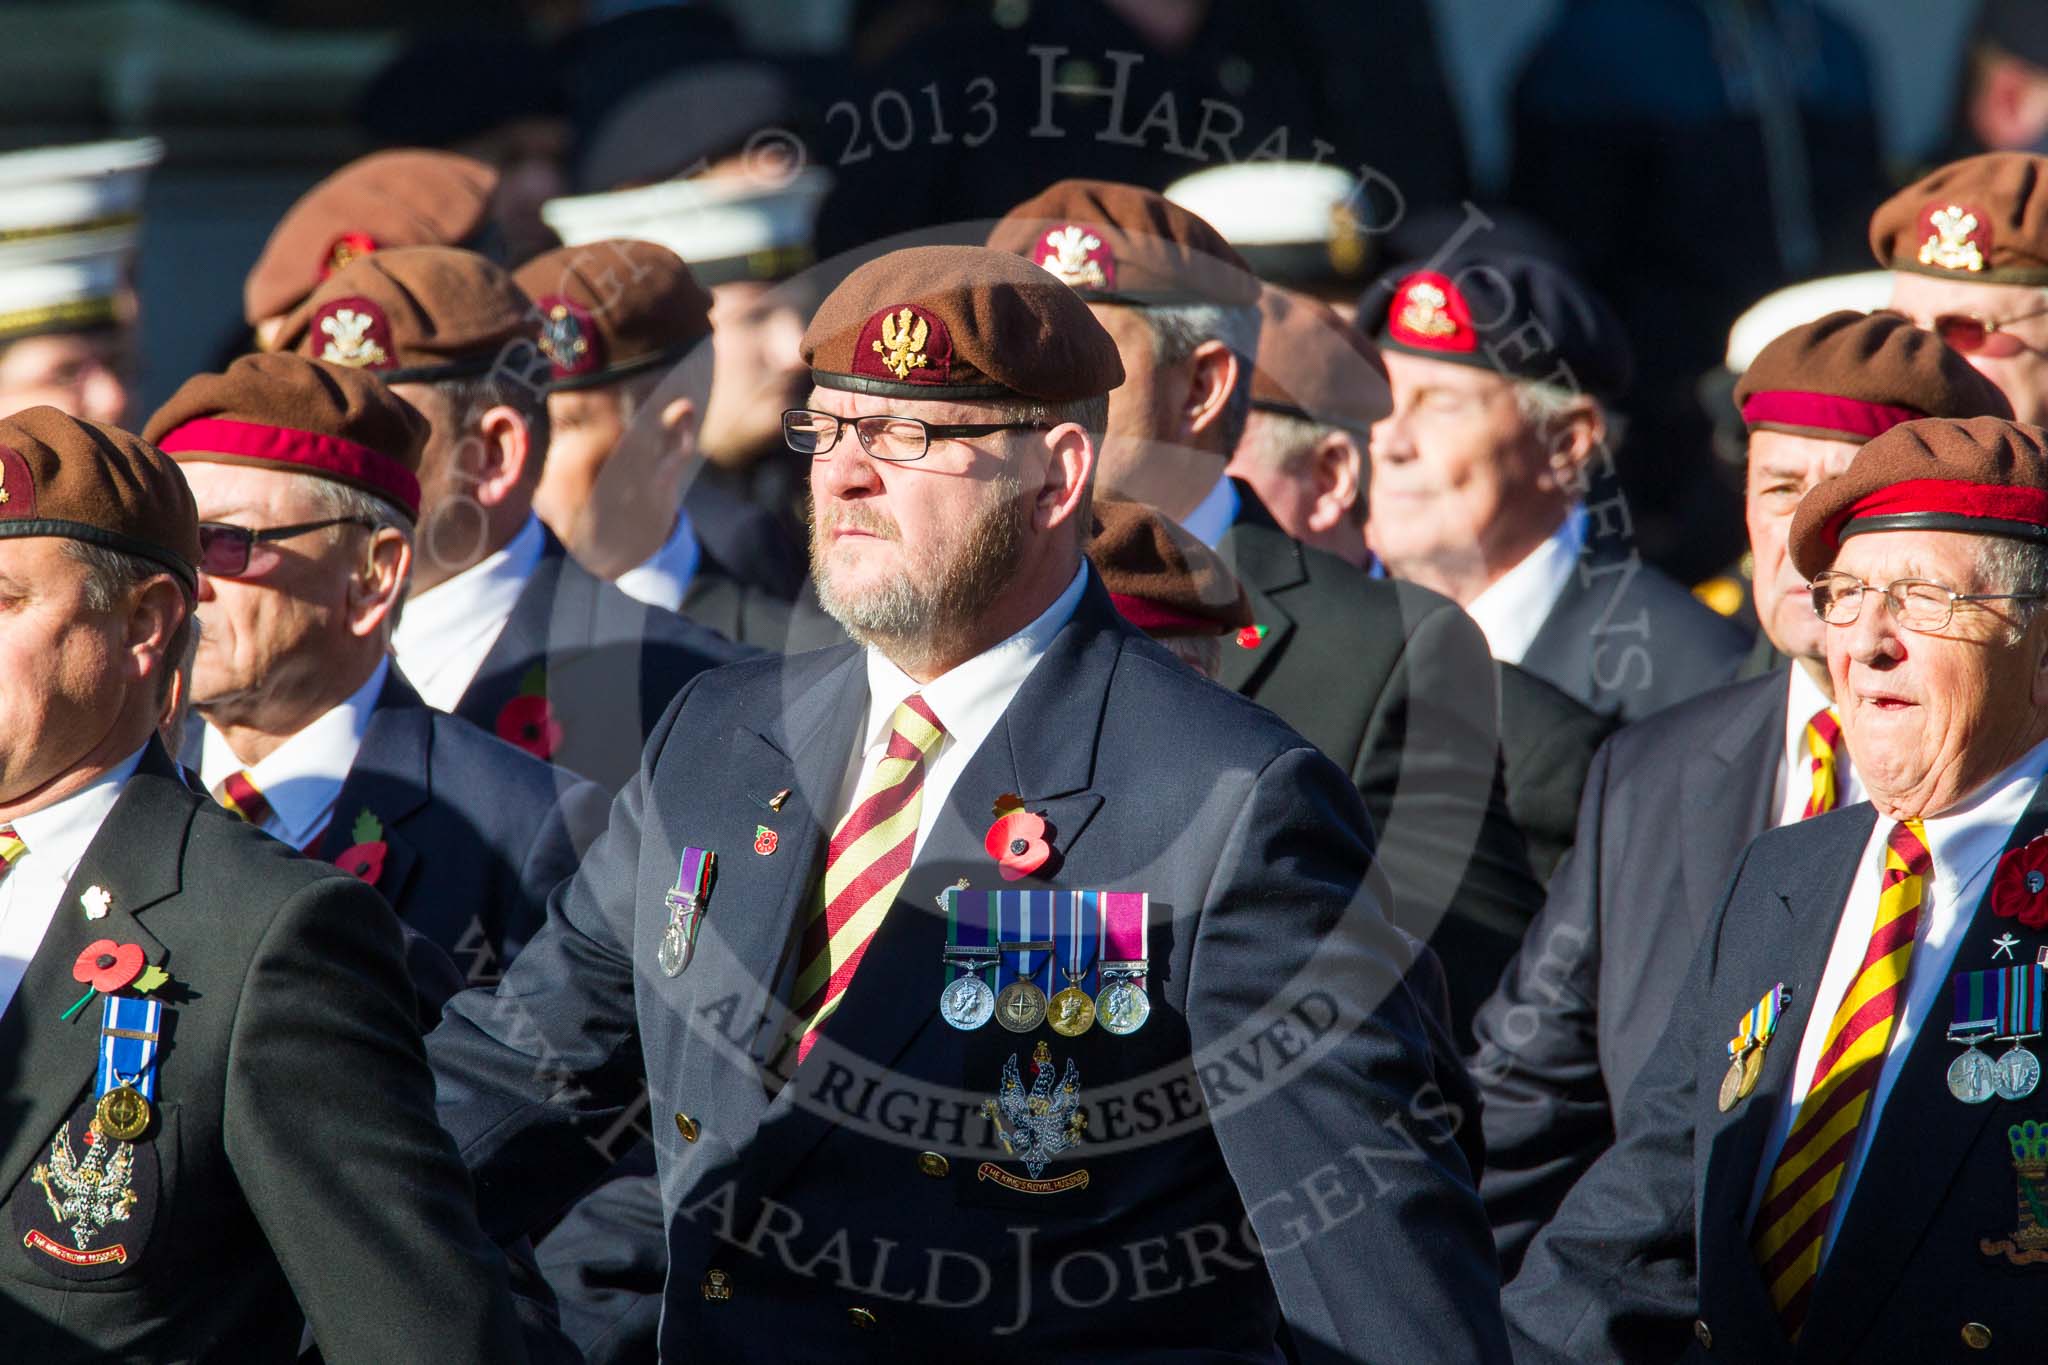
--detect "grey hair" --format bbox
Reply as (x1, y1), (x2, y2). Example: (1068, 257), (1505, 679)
(307, 477), (415, 624)
(60, 540), (194, 702)
(993, 393), (1110, 543)
(1979, 536), (2048, 640)
(1234, 409), (1368, 529)
(1142, 302), (1261, 458)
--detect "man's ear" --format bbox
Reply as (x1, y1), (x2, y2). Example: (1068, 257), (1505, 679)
(1183, 339), (1241, 449)
(1304, 430), (1364, 535)
(124, 577), (189, 696)
(348, 528), (413, 638)
(1037, 422), (1095, 535)
(659, 396), (699, 459)
(1540, 398), (1606, 497)
(469, 406), (534, 507)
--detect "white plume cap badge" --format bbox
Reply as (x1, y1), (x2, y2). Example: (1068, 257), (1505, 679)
(81, 885), (111, 920)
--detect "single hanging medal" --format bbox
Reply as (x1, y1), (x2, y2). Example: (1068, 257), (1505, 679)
(938, 887), (997, 1030)
(1718, 983), (1784, 1113)
(995, 891), (1049, 1033)
(1095, 892), (1152, 1036)
(658, 848), (716, 977)
(1048, 891), (1100, 1038)
(1949, 968), (2004, 1104)
(1994, 962), (2045, 1101)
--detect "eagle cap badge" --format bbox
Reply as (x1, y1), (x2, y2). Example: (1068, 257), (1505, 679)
(852, 303), (954, 387)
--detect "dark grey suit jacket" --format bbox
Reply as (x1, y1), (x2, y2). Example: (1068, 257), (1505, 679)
(1471, 669), (1785, 1277)
(0, 746), (565, 1362)
(1505, 780), (2048, 1363)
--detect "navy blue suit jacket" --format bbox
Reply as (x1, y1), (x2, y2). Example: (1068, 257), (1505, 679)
(1504, 783), (2048, 1363)
(430, 574), (1508, 1362)
(452, 530), (753, 792)
(315, 670), (609, 986)
(1471, 669), (1785, 1276)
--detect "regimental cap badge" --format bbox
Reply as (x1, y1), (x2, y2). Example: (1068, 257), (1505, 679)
(853, 303), (954, 387)
(1033, 223), (1118, 291)
(0, 441), (33, 519)
(321, 231), (379, 280)
(536, 296), (602, 380)
(1918, 200), (1990, 274)
(309, 297), (394, 370)
(1387, 270), (1478, 354)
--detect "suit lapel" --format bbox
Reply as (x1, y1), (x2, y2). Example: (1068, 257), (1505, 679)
(1214, 483), (1303, 695)
(1798, 784), (2048, 1362)
(1695, 804), (1876, 1318)
(1680, 672), (1788, 939)
(1519, 564), (1598, 705)
(455, 531), (596, 734)
(312, 674), (434, 903)
(0, 747), (192, 1197)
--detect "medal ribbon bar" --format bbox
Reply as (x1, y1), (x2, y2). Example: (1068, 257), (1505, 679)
(97, 995), (163, 1102)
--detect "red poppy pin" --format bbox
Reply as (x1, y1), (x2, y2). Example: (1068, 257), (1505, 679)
(497, 665), (562, 760)
(62, 939), (163, 1020)
(754, 825), (779, 856)
(985, 794), (1052, 881)
(1237, 624), (1269, 650)
(1993, 835), (2048, 930)
(334, 809), (389, 887)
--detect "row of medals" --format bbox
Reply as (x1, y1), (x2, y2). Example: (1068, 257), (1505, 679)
(1948, 1029), (2042, 1104)
(938, 947), (1151, 1037)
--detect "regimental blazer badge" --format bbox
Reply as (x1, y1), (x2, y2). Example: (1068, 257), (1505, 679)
(978, 1040), (1089, 1194)
(1983, 1120), (2048, 1266)
(12, 1107), (160, 1280)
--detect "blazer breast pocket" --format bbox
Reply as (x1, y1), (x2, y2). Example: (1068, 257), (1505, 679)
(8, 1100), (179, 1289)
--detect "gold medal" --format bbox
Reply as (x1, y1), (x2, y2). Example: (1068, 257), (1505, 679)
(1717, 1050), (1749, 1113)
(93, 1084), (152, 1141)
(995, 981), (1047, 1033)
(1047, 985), (1095, 1037)
(1737, 1041), (1767, 1101)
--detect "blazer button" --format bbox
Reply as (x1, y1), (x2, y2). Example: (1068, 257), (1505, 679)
(674, 1112), (700, 1142)
(847, 1306), (878, 1331)
(917, 1151), (950, 1178)
(1692, 1319), (1712, 1350)
(1962, 1322), (1992, 1350)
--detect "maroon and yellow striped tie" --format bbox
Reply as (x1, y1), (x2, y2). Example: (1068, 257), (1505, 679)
(0, 825), (25, 884)
(1751, 818), (1930, 1339)
(789, 695), (947, 1064)
(212, 770), (273, 828)
(1801, 707), (1845, 820)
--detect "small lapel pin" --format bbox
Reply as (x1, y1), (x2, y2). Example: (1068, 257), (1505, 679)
(80, 886), (111, 921)
(754, 825), (779, 856)
(1995, 933), (2021, 960)
(768, 788), (791, 812)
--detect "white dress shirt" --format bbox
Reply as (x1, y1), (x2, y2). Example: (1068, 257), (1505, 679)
(198, 657), (388, 851)
(1464, 504), (1587, 666)
(392, 514), (546, 711)
(1181, 472), (1241, 550)
(614, 507), (702, 612)
(834, 565), (1089, 859)
(1771, 662), (1863, 830)
(1744, 735), (2048, 1261)
(0, 745), (146, 1019)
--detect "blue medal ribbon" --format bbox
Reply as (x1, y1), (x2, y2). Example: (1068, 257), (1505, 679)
(1055, 890), (1102, 994)
(96, 995), (163, 1103)
(997, 891), (1053, 994)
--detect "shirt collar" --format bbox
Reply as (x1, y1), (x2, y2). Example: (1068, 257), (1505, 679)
(1463, 505), (1587, 665)
(860, 563), (1089, 759)
(392, 513), (546, 661)
(612, 508), (701, 613)
(1919, 734), (2048, 894)
(1181, 472), (1241, 550)
(198, 657), (388, 849)
(10, 745), (148, 885)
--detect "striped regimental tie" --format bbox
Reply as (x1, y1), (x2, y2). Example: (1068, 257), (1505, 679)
(1751, 818), (1931, 1339)
(1802, 707), (1845, 819)
(212, 770), (273, 828)
(788, 695), (947, 1065)
(0, 824), (24, 884)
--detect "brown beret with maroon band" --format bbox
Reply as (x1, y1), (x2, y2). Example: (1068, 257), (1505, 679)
(1087, 498), (1252, 638)
(1788, 415), (2048, 578)
(1735, 310), (2012, 444)
(802, 245), (1124, 401)
(280, 246), (543, 388)
(986, 178), (1260, 309)
(0, 406), (199, 588)
(143, 352), (429, 519)
(245, 149), (500, 329)
(512, 239), (713, 391)
(1250, 286), (1390, 433)
(1869, 152), (2048, 285)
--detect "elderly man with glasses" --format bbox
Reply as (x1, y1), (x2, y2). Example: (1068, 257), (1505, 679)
(1505, 414), (2048, 1362)
(1878, 152), (2048, 424)
(142, 352), (605, 992)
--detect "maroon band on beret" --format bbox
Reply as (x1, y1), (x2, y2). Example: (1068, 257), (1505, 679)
(1822, 476), (2048, 554)
(154, 417), (423, 518)
(1109, 593), (1228, 636)
(1739, 391), (1925, 442)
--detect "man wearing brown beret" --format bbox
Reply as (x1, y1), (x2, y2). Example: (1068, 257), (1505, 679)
(1875, 151), (2048, 426)
(142, 350), (606, 990)
(281, 244), (748, 791)
(245, 148), (501, 352)
(428, 243), (1509, 1361)
(513, 238), (807, 641)
(1476, 309), (2016, 1281)
(992, 178), (1548, 1045)
(0, 407), (570, 1358)
(1507, 414), (2048, 1361)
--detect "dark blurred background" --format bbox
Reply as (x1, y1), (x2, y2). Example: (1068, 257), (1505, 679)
(0, 0), (1998, 579)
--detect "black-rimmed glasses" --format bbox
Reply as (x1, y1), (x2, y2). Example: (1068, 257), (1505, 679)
(197, 517), (372, 579)
(1809, 570), (2044, 632)
(782, 409), (1048, 463)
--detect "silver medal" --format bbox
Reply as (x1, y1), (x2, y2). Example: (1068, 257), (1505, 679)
(940, 974), (996, 1030)
(1096, 977), (1151, 1035)
(1949, 1044), (1999, 1104)
(1996, 1044), (2043, 1101)
(658, 892), (700, 978)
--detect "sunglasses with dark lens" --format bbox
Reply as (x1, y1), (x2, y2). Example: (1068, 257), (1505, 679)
(1932, 303), (2048, 357)
(197, 517), (372, 579)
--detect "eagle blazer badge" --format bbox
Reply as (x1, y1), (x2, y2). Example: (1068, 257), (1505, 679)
(978, 1040), (1090, 1194)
